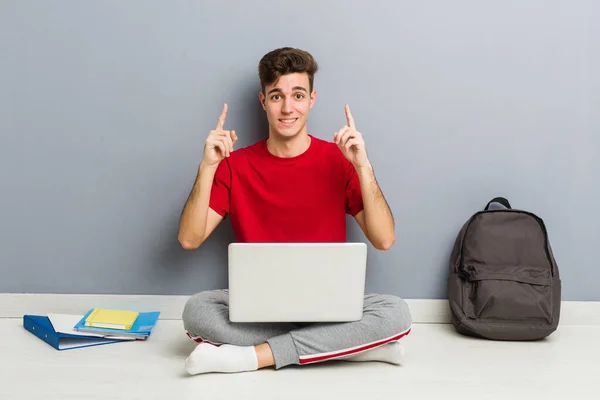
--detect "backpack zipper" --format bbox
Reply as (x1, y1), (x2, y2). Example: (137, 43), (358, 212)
(459, 265), (479, 300)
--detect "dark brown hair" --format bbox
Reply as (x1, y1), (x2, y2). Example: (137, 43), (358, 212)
(258, 47), (319, 93)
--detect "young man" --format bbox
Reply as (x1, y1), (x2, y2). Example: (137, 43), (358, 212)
(178, 47), (412, 375)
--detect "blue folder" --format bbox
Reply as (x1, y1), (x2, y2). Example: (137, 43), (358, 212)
(23, 315), (124, 350)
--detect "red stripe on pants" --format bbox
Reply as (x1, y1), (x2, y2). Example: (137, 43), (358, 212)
(299, 328), (411, 364)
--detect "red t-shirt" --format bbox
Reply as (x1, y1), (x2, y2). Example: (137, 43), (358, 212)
(209, 134), (364, 243)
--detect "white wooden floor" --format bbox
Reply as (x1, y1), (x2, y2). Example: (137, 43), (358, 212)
(1, 318), (598, 400)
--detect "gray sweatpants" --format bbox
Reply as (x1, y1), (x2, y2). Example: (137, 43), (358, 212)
(182, 289), (412, 369)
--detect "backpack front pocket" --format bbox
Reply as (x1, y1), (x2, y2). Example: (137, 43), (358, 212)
(460, 264), (553, 324)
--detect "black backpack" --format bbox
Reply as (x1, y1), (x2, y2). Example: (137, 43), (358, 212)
(447, 197), (561, 340)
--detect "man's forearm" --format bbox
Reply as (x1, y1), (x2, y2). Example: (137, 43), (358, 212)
(356, 164), (395, 250)
(178, 163), (217, 248)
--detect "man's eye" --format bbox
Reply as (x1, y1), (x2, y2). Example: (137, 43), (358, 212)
(295, 93), (305, 99)
(271, 94), (281, 100)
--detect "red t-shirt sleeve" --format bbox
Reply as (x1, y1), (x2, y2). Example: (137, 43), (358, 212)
(209, 160), (231, 217)
(345, 162), (364, 216)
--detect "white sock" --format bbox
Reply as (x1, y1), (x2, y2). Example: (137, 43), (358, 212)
(343, 342), (405, 365)
(185, 343), (259, 375)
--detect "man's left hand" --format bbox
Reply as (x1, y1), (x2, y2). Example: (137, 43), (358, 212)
(334, 104), (370, 169)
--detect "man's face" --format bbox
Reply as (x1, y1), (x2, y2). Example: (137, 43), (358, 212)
(259, 72), (316, 139)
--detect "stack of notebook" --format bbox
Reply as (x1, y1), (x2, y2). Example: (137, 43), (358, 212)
(73, 308), (160, 340)
(23, 308), (160, 350)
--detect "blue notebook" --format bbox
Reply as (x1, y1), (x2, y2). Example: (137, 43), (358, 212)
(23, 315), (124, 350)
(73, 309), (160, 339)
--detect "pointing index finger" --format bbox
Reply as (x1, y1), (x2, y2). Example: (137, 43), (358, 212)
(345, 104), (355, 129)
(216, 103), (228, 130)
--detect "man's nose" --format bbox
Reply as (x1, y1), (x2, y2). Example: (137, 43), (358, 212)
(281, 98), (293, 113)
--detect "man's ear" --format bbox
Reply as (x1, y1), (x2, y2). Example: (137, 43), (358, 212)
(309, 90), (317, 109)
(258, 92), (266, 110)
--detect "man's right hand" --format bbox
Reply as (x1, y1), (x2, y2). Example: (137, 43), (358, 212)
(202, 103), (238, 168)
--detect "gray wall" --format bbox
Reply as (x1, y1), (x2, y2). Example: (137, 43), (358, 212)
(1, 1), (598, 300)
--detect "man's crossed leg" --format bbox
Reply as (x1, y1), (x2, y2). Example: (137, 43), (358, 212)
(182, 290), (412, 374)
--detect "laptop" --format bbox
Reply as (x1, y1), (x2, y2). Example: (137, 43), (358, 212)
(228, 242), (367, 323)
